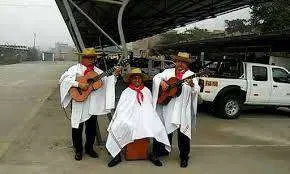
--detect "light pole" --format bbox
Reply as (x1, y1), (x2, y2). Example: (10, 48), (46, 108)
(33, 32), (36, 48)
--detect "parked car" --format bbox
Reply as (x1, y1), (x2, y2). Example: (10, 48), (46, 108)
(199, 62), (290, 119)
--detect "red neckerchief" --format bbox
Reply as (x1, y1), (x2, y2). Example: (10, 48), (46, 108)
(175, 68), (189, 80)
(129, 84), (145, 105)
(81, 61), (94, 75)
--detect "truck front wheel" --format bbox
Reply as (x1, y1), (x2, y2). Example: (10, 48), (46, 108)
(217, 95), (241, 119)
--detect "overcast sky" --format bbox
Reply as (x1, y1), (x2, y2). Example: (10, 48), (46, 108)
(177, 7), (251, 32)
(0, 0), (251, 49)
(0, 0), (73, 50)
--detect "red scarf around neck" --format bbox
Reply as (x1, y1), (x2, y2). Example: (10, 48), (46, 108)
(175, 68), (188, 80)
(81, 61), (94, 75)
(129, 84), (145, 105)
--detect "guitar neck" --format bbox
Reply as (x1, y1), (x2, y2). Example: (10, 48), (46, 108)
(92, 67), (116, 82)
(91, 58), (129, 82)
(178, 73), (199, 84)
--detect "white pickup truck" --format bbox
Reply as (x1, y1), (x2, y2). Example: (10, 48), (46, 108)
(199, 62), (290, 119)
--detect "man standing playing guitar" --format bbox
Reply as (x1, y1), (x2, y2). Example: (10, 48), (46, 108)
(152, 52), (200, 168)
(59, 48), (121, 161)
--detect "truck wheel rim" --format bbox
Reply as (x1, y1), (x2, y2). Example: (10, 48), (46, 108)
(225, 100), (239, 117)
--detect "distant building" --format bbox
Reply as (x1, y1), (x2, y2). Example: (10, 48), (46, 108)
(0, 44), (30, 63)
(54, 42), (77, 61)
(41, 51), (54, 61)
(269, 52), (290, 71)
(131, 35), (161, 57)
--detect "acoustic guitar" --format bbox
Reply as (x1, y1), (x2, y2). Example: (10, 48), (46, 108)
(157, 70), (207, 105)
(69, 59), (129, 102)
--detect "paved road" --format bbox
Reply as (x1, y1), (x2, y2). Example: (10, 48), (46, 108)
(0, 61), (289, 173)
(0, 90), (289, 174)
(0, 61), (75, 157)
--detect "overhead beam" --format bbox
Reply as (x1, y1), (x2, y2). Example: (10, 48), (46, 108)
(94, 0), (123, 5)
(68, 0), (122, 50)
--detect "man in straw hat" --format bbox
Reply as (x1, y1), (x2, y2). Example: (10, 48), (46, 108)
(59, 48), (121, 161)
(106, 68), (171, 167)
(152, 52), (200, 168)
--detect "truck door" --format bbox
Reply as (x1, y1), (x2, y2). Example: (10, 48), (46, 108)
(269, 67), (290, 105)
(247, 65), (272, 104)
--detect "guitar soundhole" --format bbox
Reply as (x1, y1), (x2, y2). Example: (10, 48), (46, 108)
(176, 85), (182, 97)
(77, 87), (82, 95)
(87, 78), (94, 84)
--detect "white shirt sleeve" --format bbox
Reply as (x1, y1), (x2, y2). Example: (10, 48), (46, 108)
(72, 81), (79, 87)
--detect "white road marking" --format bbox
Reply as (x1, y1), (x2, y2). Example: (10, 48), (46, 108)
(171, 144), (290, 148)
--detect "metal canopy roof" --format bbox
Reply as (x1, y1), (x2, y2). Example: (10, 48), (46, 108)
(55, 0), (254, 50)
(155, 30), (290, 53)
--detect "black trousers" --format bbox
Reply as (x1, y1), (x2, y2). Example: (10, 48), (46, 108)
(153, 129), (190, 160)
(72, 116), (97, 153)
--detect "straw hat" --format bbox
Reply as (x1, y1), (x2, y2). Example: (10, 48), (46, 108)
(172, 52), (193, 63)
(76, 48), (98, 58)
(124, 68), (149, 83)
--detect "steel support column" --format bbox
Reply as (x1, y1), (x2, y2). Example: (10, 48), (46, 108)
(63, 0), (85, 51)
(117, 0), (130, 63)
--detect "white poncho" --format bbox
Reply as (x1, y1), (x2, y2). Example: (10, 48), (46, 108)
(106, 86), (171, 157)
(152, 68), (200, 139)
(59, 63), (116, 128)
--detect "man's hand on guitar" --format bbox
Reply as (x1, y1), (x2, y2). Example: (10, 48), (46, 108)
(114, 66), (122, 76)
(161, 81), (169, 91)
(78, 83), (89, 90)
(185, 79), (195, 87)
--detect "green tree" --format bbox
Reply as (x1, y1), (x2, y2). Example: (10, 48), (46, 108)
(183, 27), (212, 40)
(158, 27), (213, 45)
(27, 47), (40, 61)
(158, 31), (182, 44)
(250, 0), (290, 32)
(225, 19), (250, 34)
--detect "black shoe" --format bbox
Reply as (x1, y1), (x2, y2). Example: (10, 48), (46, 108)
(108, 156), (122, 167)
(180, 159), (188, 168)
(74, 152), (83, 161)
(157, 150), (169, 157)
(149, 154), (163, 167)
(85, 149), (99, 158)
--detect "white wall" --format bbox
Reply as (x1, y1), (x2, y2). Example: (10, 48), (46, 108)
(269, 56), (290, 71)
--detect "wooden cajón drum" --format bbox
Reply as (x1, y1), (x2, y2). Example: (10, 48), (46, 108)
(125, 138), (149, 160)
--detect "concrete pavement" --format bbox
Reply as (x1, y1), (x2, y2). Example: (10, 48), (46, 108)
(0, 61), (289, 173)
(0, 61), (75, 158)
(0, 90), (289, 174)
